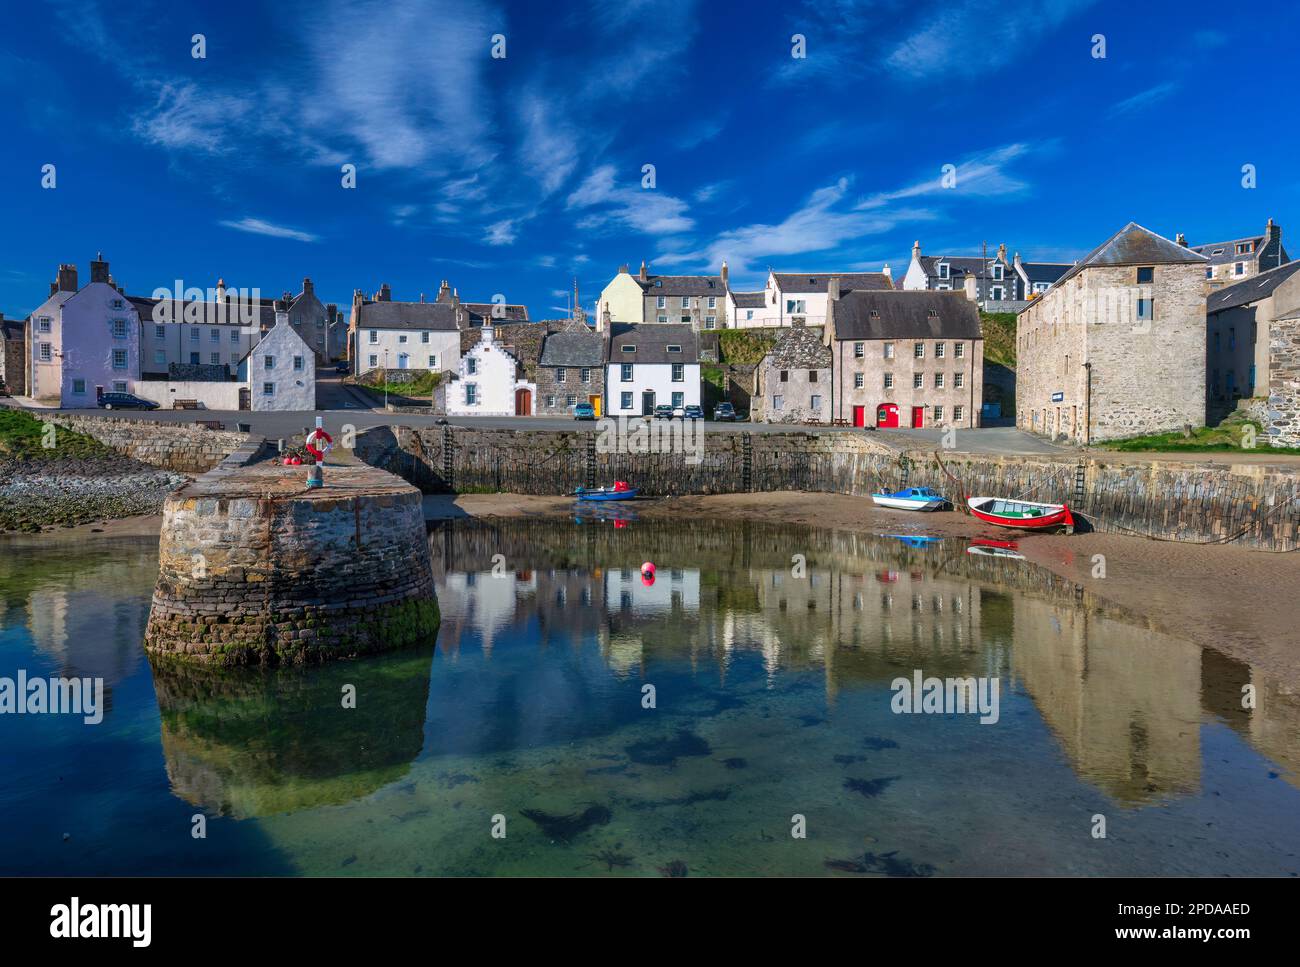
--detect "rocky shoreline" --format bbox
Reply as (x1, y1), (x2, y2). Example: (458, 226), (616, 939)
(0, 456), (186, 533)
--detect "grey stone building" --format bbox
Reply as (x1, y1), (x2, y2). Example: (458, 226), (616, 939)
(1267, 296), (1300, 447)
(754, 325), (832, 423)
(1186, 218), (1289, 291)
(0, 313), (25, 396)
(1205, 260), (1300, 422)
(1017, 222), (1209, 443)
(536, 321), (606, 416)
(824, 283), (984, 429)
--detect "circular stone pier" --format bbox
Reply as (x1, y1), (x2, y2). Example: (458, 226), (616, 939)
(145, 462), (439, 666)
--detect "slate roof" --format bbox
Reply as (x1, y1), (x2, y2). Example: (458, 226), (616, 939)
(1207, 259), (1300, 314)
(128, 296), (277, 328)
(540, 330), (605, 367)
(831, 291), (982, 341)
(1018, 262), (1073, 284)
(731, 291), (766, 308)
(773, 272), (893, 293)
(765, 325), (832, 368)
(1191, 235), (1268, 266)
(636, 274), (725, 296)
(1048, 222), (1207, 291)
(355, 300), (459, 331)
(607, 323), (699, 363)
(918, 256), (1004, 280)
(464, 302), (530, 325)
(0, 316), (26, 341)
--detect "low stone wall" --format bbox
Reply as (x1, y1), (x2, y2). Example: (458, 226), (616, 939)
(145, 462), (439, 665)
(133, 379), (243, 411)
(360, 424), (1300, 550)
(33, 413), (251, 473)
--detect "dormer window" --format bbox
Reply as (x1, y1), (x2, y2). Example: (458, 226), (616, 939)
(654, 280), (662, 287)
(667, 344), (682, 352)
(937, 263), (949, 279)
(1236, 241), (1254, 255)
(992, 265), (1004, 281)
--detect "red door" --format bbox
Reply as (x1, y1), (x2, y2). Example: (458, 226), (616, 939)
(876, 403), (899, 428)
(515, 388), (532, 415)
(852, 405), (866, 427)
(911, 406), (925, 428)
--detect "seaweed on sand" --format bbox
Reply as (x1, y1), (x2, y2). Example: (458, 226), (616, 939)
(824, 850), (935, 877)
(520, 804), (612, 842)
(625, 729), (711, 767)
(659, 859), (689, 877)
(843, 776), (900, 798)
(588, 849), (635, 872)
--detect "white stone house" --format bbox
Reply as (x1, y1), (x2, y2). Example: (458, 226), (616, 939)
(446, 326), (537, 416)
(350, 285), (463, 377)
(604, 323), (700, 416)
(243, 304), (316, 411)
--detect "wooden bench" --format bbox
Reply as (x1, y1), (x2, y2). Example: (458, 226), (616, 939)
(195, 420), (225, 431)
(172, 399), (199, 410)
(832, 418), (850, 427)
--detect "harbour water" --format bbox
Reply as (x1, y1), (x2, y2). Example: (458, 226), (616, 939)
(1, 518), (1298, 876)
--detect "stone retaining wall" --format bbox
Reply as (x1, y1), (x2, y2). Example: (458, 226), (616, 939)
(33, 413), (252, 473)
(361, 424), (1300, 550)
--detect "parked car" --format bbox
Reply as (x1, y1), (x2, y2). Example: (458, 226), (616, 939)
(98, 392), (158, 411)
(653, 404), (674, 420)
(672, 406), (686, 419)
(713, 402), (736, 421)
(334, 362), (350, 375)
(573, 401), (596, 421)
(683, 404), (703, 420)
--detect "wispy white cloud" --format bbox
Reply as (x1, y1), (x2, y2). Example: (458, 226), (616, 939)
(219, 218), (319, 243)
(1107, 82), (1179, 118)
(857, 142), (1051, 208)
(567, 165), (695, 236)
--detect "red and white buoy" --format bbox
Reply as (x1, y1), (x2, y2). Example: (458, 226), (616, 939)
(304, 417), (332, 488)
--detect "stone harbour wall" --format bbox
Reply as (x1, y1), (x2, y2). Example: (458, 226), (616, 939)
(1268, 317), (1300, 447)
(361, 425), (1300, 550)
(33, 413), (252, 473)
(145, 463), (439, 665)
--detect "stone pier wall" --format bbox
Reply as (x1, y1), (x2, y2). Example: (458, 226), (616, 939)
(32, 413), (252, 473)
(360, 425), (1300, 550)
(146, 463), (439, 665)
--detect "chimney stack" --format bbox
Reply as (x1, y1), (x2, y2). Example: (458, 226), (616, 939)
(1267, 217), (1281, 242)
(996, 243), (1007, 263)
(274, 299), (290, 326)
(828, 276), (841, 302)
(639, 260), (648, 282)
(436, 280), (452, 303)
(912, 240), (922, 260)
(618, 264), (629, 275)
(56, 264), (78, 293)
(216, 278), (227, 302)
(720, 259), (729, 288)
(881, 263), (891, 279)
(90, 252), (110, 285)
(302, 277), (314, 297)
(1176, 232), (1188, 247)
(378, 283), (392, 302)
(964, 273), (979, 302)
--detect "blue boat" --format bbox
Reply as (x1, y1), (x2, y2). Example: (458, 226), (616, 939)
(870, 487), (947, 511)
(574, 485), (640, 502)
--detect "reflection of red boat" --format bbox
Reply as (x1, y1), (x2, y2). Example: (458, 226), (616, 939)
(967, 497), (1074, 533)
(876, 570), (899, 583)
(970, 538), (1019, 550)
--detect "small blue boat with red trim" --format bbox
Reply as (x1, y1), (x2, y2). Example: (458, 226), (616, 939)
(574, 481), (640, 501)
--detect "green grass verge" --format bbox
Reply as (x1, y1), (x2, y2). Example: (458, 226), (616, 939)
(0, 409), (113, 460)
(980, 312), (1017, 369)
(1102, 413), (1300, 454)
(718, 330), (777, 364)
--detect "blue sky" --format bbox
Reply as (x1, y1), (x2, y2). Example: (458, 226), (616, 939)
(1, 0), (1297, 321)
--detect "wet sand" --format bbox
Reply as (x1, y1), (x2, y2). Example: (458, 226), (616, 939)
(425, 491), (1300, 680)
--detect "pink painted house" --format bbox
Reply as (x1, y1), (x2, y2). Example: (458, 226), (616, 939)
(27, 255), (142, 407)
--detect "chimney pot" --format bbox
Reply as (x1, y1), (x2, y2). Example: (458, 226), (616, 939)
(828, 276), (841, 301)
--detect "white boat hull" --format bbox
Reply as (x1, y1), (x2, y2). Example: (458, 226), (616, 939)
(871, 495), (944, 511)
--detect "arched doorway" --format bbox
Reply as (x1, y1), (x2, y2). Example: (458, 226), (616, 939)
(514, 387), (532, 415)
(876, 403), (899, 428)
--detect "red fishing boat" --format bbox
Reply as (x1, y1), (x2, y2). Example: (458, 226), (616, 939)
(966, 496), (1074, 533)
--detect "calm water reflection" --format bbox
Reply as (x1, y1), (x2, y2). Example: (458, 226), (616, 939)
(1, 518), (1298, 875)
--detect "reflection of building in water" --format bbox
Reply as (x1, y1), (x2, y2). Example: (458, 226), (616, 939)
(605, 566), (700, 615)
(9, 544), (158, 709)
(1202, 649), (1300, 791)
(151, 649), (433, 818)
(437, 570), (536, 657)
(1011, 600), (1202, 805)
